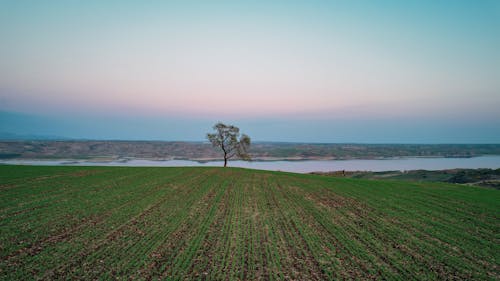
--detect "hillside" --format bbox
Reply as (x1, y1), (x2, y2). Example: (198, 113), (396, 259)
(312, 168), (500, 189)
(1, 166), (498, 280)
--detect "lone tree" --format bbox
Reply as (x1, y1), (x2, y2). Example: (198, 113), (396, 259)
(207, 122), (251, 167)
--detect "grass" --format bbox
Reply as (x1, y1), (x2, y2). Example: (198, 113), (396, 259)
(0, 165), (498, 280)
(313, 168), (500, 189)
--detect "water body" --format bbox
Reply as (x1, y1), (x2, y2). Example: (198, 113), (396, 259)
(2, 156), (500, 173)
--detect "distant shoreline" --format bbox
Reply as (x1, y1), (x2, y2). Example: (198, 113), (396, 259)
(2, 155), (500, 175)
(2, 141), (500, 164)
(1, 154), (497, 163)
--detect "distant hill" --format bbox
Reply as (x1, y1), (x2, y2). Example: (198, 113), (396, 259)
(0, 132), (71, 141)
(0, 140), (499, 161)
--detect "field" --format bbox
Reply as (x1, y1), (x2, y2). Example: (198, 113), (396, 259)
(1, 166), (499, 280)
(313, 168), (500, 189)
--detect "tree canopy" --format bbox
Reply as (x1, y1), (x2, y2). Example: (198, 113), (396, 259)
(207, 122), (251, 167)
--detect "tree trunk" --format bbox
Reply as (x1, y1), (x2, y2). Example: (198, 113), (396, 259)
(224, 156), (227, 167)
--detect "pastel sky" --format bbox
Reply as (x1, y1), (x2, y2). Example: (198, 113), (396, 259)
(1, 0), (499, 142)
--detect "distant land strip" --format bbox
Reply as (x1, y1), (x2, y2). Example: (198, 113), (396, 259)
(1, 141), (499, 161)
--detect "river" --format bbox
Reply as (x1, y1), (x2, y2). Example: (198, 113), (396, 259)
(2, 155), (500, 173)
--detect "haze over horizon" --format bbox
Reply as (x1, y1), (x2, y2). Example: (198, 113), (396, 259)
(1, 0), (499, 143)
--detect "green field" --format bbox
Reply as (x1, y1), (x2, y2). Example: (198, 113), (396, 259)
(1, 165), (499, 280)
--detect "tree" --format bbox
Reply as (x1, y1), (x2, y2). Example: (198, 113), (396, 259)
(207, 122), (251, 167)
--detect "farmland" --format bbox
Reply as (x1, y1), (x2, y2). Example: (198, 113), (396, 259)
(1, 165), (499, 280)
(312, 168), (500, 189)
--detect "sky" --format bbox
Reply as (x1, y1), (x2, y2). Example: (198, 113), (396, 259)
(0, 0), (499, 143)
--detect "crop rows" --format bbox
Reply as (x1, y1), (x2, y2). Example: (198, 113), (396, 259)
(0, 165), (498, 280)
